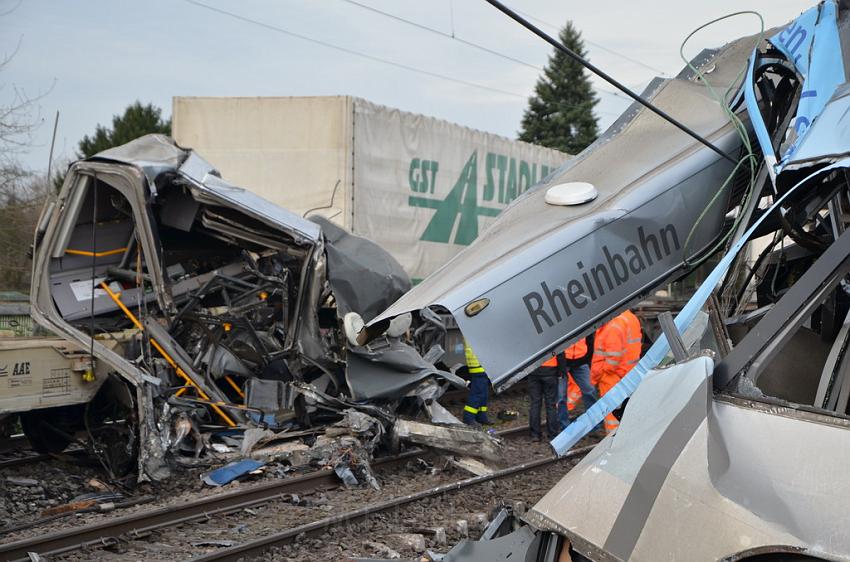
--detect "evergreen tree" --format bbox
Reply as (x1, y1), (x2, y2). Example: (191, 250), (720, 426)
(518, 22), (599, 154)
(78, 101), (171, 157)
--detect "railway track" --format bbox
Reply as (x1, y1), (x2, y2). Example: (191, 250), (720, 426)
(0, 426), (545, 561)
(188, 442), (594, 562)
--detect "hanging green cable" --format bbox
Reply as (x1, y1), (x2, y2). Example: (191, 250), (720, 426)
(679, 11), (765, 268)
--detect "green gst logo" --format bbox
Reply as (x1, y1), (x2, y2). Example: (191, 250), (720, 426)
(408, 151), (555, 245)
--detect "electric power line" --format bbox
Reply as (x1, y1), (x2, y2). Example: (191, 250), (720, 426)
(183, 0), (623, 117)
(337, 0), (630, 108)
(338, 0), (542, 71)
(511, 6), (669, 76)
(183, 0), (527, 99)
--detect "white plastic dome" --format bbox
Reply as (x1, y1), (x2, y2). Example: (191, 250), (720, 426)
(544, 181), (598, 206)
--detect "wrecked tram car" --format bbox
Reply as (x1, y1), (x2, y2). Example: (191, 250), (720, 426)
(371, 2), (850, 561)
(21, 134), (464, 480)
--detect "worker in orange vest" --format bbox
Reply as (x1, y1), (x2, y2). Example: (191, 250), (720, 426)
(557, 336), (596, 430)
(591, 310), (642, 433)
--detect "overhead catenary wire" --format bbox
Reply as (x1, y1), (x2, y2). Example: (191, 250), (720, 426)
(338, 0), (542, 71)
(485, 0), (737, 164)
(510, 6), (669, 76)
(337, 0), (633, 109)
(185, 0), (624, 117)
(183, 0), (526, 99)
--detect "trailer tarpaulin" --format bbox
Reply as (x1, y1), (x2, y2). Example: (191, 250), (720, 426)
(350, 99), (568, 282)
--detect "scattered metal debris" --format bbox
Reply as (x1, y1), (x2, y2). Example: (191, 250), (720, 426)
(445, 457), (494, 477)
(392, 421), (502, 463)
(11, 134), (496, 482)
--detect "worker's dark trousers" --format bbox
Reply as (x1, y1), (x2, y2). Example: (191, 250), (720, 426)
(464, 373), (490, 424)
(528, 370), (559, 439)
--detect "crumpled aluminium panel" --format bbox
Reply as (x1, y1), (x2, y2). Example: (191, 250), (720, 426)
(527, 355), (850, 561)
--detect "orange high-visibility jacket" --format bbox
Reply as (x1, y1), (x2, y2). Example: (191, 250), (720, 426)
(541, 338), (588, 368)
(541, 356), (558, 367)
(591, 310), (641, 384)
(623, 310), (642, 367)
(564, 339), (588, 360)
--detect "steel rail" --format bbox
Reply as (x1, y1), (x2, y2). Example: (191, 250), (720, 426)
(0, 426), (530, 561)
(186, 443), (595, 562)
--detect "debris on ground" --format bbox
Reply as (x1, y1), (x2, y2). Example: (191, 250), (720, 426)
(445, 457), (495, 477)
(5, 477), (39, 488)
(201, 459), (265, 487)
(392, 420), (502, 462)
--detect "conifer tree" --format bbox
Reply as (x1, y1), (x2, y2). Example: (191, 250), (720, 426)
(519, 22), (599, 154)
(78, 101), (171, 158)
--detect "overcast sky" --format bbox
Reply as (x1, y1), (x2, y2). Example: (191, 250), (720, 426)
(3, 0), (811, 171)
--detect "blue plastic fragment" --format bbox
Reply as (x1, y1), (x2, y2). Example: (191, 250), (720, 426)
(202, 459), (266, 487)
(746, 0), (845, 179)
(769, 0), (845, 166)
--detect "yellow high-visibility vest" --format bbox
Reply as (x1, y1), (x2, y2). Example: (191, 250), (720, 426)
(464, 341), (485, 374)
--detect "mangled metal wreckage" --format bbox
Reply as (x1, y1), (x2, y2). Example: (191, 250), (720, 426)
(367, 2), (850, 560)
(27, 134), (495, 481)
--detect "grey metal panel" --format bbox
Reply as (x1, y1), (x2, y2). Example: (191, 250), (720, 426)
(372, 32), (757, 323)
(344, 338), (464, 400)
(525, 357), (850, 561)
(89, 134), (187, 186)
(310, 215), (410, 323)
(816, 308), (850, 408)
(369, 38), (754, 386)
(88, 135), (322, 245)
(458, 153), (735, 386)
(0, 305), (29, 315)
(181, 164), (321, 246)
(526, 357), (715, 558)
(373, 81), (739, 322)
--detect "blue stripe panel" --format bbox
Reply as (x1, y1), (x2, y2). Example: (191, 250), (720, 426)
(770, 1), (845, 167)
